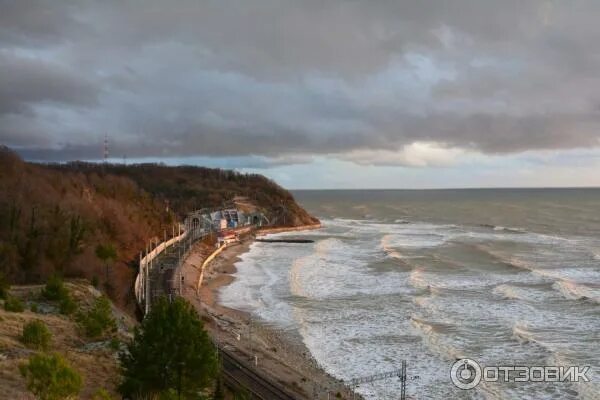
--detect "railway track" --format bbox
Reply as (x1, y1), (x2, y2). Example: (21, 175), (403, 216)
(220, 348), (299, 400)
(155, 239), (301, 399)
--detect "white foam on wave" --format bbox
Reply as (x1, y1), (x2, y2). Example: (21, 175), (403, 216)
(512, 322), (544, 346)
(296, 293), (458, 399)
(223, 217), (600, 400)
(410, 317), (463, 360)
(380, 234), (402, 259)
(491, 225), (527, 233)
(219, 241), (313, 327)
(492, 284), (554, 302)
(408, 266), (541, 292)
(408, 268), (429, 290)
(552, 280), (600, 303)
(381, 231), (448, 249)
(290, 237), (417, 301)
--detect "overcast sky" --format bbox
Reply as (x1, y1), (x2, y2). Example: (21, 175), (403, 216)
(2, 1), (600, 188)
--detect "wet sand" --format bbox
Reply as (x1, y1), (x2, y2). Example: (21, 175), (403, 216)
(180, 234), (359, 400)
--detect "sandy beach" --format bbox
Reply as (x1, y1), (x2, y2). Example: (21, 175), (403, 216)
(179, 233), (359, 400)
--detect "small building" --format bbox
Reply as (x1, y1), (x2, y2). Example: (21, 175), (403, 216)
(211, 208), (242, 230)
(245, 211), (266, 227)
(219, 218), (228, 230)
(186, 207), (266, 234)
(217, 230), (239, 247)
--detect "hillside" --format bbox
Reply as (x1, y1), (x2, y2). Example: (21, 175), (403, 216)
(0, 146), (318, 313)
(0, 280), (136, 399)
(50, 162), (318, 227)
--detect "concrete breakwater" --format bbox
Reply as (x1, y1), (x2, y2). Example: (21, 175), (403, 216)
(257, 223), (321, 235)
(192, 223), (322, 298)
(256, 238), (314, 243)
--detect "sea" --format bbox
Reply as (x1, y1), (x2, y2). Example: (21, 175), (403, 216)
(219, 189), (600, 399)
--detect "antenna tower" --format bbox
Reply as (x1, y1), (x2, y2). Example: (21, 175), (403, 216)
(103, 133), (109, 163)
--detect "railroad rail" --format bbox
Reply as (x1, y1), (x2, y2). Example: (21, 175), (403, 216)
(219, 349), (298, 400)
(151, 236), (301, 399)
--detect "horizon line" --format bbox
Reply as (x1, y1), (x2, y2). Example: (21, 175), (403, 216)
(290, 186), (600, 191)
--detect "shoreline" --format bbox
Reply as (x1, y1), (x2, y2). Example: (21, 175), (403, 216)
(180, 225), (360, 399)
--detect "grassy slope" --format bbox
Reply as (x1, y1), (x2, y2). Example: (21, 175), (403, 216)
(0, 281), (135, 399)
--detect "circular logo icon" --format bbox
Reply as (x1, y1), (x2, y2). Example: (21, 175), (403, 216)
(451, 358), (482, 389)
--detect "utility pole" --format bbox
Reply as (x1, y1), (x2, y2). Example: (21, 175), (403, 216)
(103, 133), (109, 163)
(347, 365), (407, 400)
(401, 359), (407, 400)
(248, 316), (253, 360)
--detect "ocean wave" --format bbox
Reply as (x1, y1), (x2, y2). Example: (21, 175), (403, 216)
(510, 322), (561, 361)
(461, 243), (540, 274)
(410, 316), (463, 361)
(380, 232), (448, 250)
(409, 268), (432, 290)
(484, 252), (563, 281)
(314, 237), (344, 253)
(492, 283), (555, 303)
(552, 280), (600, 304)
(289, 255), (310, 299)
(380, 234), (401, 258)
(237, 217), (600, 399)
(479, 223), (527, 233)
(492, 284), (523, 300)
(511, 322), (548, 349)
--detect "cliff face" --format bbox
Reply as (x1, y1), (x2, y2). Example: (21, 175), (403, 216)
(0, 147), (318, 312)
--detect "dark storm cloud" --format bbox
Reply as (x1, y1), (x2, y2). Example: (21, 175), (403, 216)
(2, 0), (600, 164)
(0, 53), (99, 114)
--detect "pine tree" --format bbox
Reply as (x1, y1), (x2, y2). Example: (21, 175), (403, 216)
(119, 297), (217, 399)
(19, 353), (82, 400)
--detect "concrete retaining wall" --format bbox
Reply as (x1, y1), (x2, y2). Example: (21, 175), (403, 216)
(134, 229), (187, 308)
(195, 242), (232, 294)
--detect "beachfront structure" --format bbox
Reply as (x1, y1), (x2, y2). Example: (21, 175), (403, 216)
(244, 211), (266, 227)
(217, 230), (239, 247)
(210, 208), (241, 229)
(184, 207), (266, 233)
(183, 211), (212, 234)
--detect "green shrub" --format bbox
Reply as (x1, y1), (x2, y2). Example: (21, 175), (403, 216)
(4, 295), (25, 312)
(92, 388), (113, 400)
(91, 276), (99, 288)
(21, 320), (52, 350)
(41, 274), (77, 315)
(30, 303), (38, 313)
(19, 352), (82, 400)
(78, 296), (116, 338)
(59, 293), (77, 315)
(0, 272), (9, 299)
(42, 274), (68, 301)
(109, 337), (121, 352)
